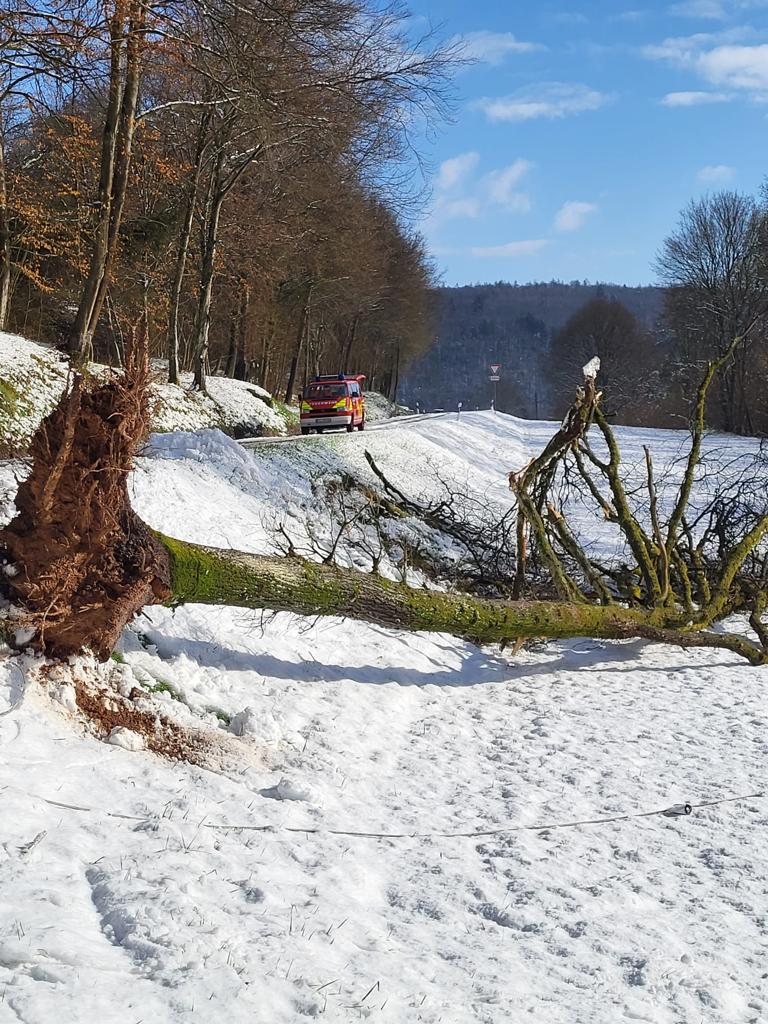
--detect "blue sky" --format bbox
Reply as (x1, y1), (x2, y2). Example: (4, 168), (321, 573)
(409, 0), (768, 286)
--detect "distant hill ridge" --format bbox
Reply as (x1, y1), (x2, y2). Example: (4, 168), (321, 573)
(400, 281), (663, 417)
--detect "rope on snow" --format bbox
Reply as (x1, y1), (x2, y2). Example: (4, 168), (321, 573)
(14, 789), (765, 842)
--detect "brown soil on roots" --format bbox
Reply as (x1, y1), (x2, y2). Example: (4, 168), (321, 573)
(0, 332), (171, 659)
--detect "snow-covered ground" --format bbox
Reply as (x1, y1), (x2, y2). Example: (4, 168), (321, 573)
(1, 412), (767, 1023)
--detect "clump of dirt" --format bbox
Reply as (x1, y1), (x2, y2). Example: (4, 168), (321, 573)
(0, 330), (171, 659)
(74, 679), (246, 769)
(37, 659), (259, 771)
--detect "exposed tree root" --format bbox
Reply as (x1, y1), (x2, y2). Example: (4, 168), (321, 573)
(0, 332), (171, 658)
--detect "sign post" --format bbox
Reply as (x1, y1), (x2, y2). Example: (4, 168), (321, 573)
(488, 364), (502, 412)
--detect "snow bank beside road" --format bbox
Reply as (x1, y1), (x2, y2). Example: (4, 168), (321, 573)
(0, 332), (289, 449)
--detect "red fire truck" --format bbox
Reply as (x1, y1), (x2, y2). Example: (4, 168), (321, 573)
(299, 374), (366, 435)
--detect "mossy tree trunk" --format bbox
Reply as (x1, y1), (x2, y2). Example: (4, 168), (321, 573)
(158, 535), (768, 665)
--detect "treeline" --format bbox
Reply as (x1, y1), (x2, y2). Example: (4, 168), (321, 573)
(404, 189), (768, 435)
(0, 0), (456, 397)
(400, 282), (663, 418)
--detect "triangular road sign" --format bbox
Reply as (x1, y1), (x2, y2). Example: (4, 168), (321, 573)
(490, 363), (501, 374)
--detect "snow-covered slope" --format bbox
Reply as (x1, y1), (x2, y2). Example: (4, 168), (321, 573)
(0, 333), (289, 447)
(1, 412), (767, 1024)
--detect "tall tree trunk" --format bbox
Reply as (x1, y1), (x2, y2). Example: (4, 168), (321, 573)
(157, 535), (768, 665)
(0, 108), (11, 331)
(284, 286), (312, 403)
(167, 112), (209, 385)
(234, 281), (250, 380)
(69, 0), (144, 361)
(339, 314), (359, 373)
(225, 303), (239, 378)
(192, 152), (225, 394)
(388, 342), (401, 402)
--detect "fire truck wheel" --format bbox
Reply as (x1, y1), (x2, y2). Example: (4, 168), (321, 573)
(357, 417), (365, 431)
(346, 422), (354, 432)
(300, 427), (310, 435)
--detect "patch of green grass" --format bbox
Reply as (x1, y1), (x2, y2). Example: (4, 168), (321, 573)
(206, 706), (232, 725)
(146, 679), (185, 703)
(110, 651), (126, 664)
(273, 400), (300, 429)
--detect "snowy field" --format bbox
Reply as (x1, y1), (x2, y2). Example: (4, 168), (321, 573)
(1, 411), (767, 1023)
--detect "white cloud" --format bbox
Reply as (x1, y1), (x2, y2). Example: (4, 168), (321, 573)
(435, 151), (480, 192)
(670, 0), (727, 18)
(697, 163), (736, 181)
(661, 89), (732, 103)
(644, 31), (768, 99)
(456, 31), (544, 65)
(642, 27), (753, 63)
(474, 83), (610, 122)
(554, 201), (598, 232)
(612, 9), (648, 21)
(698, 43), (768, 91)
(424, 197), (480, 229)
(470, 239), (549, 258)
(482, 159), (534, 212)
(670, 0), (768, 15)
(426, 155), (535, 234)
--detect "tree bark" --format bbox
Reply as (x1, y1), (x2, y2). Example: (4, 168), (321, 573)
(69, 0), (144, 361)
(156, 534), (768, 666)
(339, 314), (359, 373)
(284, 286), (312, 403)
(225, 278), (249, 378)
(0, 107), (11, 330)
(192, 150), (225, 393)
(234, 282), (250, 380)
(167, 111), (209, 385)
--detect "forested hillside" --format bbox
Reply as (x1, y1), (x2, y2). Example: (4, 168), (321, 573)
(400, 282), (664, 418)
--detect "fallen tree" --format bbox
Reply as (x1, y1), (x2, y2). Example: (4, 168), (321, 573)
(2, 332), (768, 665)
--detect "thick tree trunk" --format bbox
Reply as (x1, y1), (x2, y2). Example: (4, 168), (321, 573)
(284, 289), (311, 403)
(154, 535), (768, 665)
(69, 1), (144, 361)
(0, 109), (11, 331)
(167, 112), (209, 385)
(192, 154), (225, 394)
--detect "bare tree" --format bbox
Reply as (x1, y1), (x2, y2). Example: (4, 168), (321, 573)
(656, 191), (768, 434)
(550, 297), (655, 421)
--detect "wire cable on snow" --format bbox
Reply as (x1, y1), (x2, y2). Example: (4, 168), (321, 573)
(18, 789), (766, 841)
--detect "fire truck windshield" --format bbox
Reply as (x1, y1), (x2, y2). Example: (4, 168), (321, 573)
(306, 383), (347, 400)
